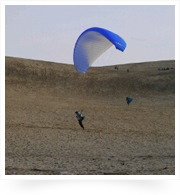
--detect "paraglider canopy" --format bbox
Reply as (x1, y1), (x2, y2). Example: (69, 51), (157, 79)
(73, 27), (127, 73)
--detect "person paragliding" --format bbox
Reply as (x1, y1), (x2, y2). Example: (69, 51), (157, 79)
(126, 97), (133, 105)
(75, 111), (85, 129)
(73, 27), (127, 129)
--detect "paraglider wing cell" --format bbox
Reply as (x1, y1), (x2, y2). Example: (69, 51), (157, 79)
(73, 27), (127, 73)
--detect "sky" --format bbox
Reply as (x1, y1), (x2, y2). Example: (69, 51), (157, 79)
(5, 5), (175, 64)
(5, 3), (176, 66)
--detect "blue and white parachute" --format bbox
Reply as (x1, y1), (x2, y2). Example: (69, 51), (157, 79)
(73, 27), (127, 73)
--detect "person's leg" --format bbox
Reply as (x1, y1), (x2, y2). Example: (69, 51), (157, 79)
(79, 120), (84, 129)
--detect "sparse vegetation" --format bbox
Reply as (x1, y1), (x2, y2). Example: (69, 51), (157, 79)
(5, 57), (175, 175)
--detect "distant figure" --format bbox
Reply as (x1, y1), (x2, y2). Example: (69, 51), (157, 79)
(75, 111), (85, 129)
(126, 97), (133, 105)
(115, 66), (118, 70)
(163, 67), (169, 70)
(127, 69), (129, 72)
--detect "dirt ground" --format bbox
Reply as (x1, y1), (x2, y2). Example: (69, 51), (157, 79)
(5, 57), (175, 175)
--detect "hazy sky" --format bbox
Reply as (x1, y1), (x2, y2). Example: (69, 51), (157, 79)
(5, 4), (175, 65)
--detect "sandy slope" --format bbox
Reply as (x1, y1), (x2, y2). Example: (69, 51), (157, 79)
(5, 57), (175, 175)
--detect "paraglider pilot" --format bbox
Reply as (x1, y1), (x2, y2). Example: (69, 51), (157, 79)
(126, 97), (133, 106)
(75, 111), (85, 129)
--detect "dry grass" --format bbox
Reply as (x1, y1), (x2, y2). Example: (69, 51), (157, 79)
(5, 56), (175, 175)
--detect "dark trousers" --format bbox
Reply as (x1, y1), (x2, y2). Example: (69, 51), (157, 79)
(78, 120), (84, 129)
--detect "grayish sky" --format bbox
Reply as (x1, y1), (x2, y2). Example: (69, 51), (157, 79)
(5, 4), (175, 65)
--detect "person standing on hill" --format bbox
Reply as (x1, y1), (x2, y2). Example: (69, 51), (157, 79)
(75, 111), (85, 129)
